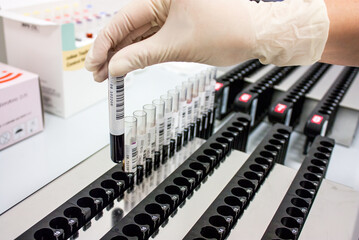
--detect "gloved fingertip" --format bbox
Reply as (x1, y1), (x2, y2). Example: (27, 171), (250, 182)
(108, 59), (128, 77)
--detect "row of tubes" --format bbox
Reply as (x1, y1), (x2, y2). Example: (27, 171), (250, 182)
(124, 67), (217, 182)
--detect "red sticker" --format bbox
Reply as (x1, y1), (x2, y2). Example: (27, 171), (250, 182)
(311, 115), (323, 124)
(215, 82), (223, 91)
(274, 103), (287, 114)
(239, 93), (252, 102)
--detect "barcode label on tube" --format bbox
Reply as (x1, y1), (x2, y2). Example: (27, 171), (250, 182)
(165, 113), (172, 145)
(156, 119), (165, 151)
(125, 143), (137, 174)
(109, 75), (125, 135)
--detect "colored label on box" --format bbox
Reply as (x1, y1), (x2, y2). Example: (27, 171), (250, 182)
(62, 44), (91, 71)
(274, 103), (287, 114)
(239, 93), (252, 102)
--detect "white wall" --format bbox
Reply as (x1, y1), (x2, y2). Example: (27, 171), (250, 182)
(0, 0), (58, 10)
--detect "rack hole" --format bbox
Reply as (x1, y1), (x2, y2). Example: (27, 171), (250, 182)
(273, 134), (286, 140)
(286, 207), (305, 218)
(269, 139), (282, 146)
(173, 177), (191, 188)
(238, 179), (255, 189)
(89, 188), (108, 200)
(296, 189), (313, 199)
(217, 205), (235, 217)
(34, 228), (55, 240)
(77, 197), (94, 209)
(281, 217), (300, 229)
(49, 217), (69, 230)
(111, 171), (128, 181)
(320, 141), (334, 148)
(231, 187), (248, 198)
(209, 215), (228, 228)
(134, 213), (153, 226)
(155, 194), (173, 205)
(64, 207), (82, 220)
(317, 147), (331, 154)
(311, 159), (326, 167)
(314, 152), (329, 160)
(277, 129), (290, 135)
(222, 132), (234, 139)
(304, 173), (320, 182)
(182, 169), (198, 179)
(265, 145), (279, 153)
(189, 162), (206, 172)
(165, 185), (182, 196)
(291, 198), (309, 208)
(308, 166), (323, 174)
(224, 196), (242, 207)
(244, 171), (260, 181)
(200, 226), (220, 239)
(275, 227), (295, 239)
(122, 224), (143, 238)
(101, 179), (118, 191)
(255, 157), (270, 166)
(227, 127), (242, 134)
(197, 156), (213, 165)
(260, 151), (275, 160)
(145, 203), (163, 215)
(249, 164), (265, 173)
(300, 181), (316, 190)
(203, 149), (218, 159)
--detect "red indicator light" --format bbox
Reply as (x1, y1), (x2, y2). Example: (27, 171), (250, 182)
(274, 103), (287, 114)
(215, 82), (223, 91)
(239, 93), (252, 102)
(311, 115), (323, 124)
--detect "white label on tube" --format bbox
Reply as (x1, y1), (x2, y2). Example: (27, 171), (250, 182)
(165, 113), (172, 145)
(205, 85), (211, 112)
(199, 92), (206, 114)
(179, 101), (187, 131)
(137, 134), (146, 165)
(187, 101), (193, 125)
(156, 118), (165, 151)
(125, 142), (137, 174)
(109, 75), (125, 135)
(172, 111), (179, 138)
(192, 96), (199, 121)
(147, 127), (156, 158)
(210, 81), (216, 110)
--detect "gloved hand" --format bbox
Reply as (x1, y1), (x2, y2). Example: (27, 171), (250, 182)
(85, 0), (329, 82)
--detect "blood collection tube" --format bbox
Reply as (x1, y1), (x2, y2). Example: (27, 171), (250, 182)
(143, 104), (156, 166)
(124, 116), (138, 177)
(198, 72), (207, 138)
(160, 94), (173, 161)
(186, 81), (195, 141)
(133, 110), (147, 181)
(152, 99), (165, 164)
(176, 84), (188, 146)
(168, 89), (181, 152)
(108, 74), (125, 164)
(191, 76), (201, 137)
(209, 67), (217, 135)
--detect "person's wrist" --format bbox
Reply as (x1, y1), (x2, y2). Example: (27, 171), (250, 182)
(250, 0), (330, 66)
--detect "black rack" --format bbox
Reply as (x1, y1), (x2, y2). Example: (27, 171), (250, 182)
(100, 113), (251, 240)
(215, 60), (264, 120)
(303, 67), (358, 153)
(16, 166), (135, 240)
(261, 135), (335, 240)
(183, 123), (292, 240)
(233, 66), (297, 128)
(268, 63), (331, 127)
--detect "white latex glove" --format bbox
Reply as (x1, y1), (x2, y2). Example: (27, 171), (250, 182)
(85, 0), (329, 81)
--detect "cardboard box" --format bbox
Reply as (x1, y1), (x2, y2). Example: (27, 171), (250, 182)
(0, 62), (44, 150)
(0, 0), (129, 117)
